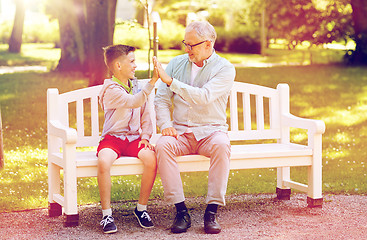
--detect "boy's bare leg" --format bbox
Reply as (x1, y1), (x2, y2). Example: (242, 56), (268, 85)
(137, 148), (157, 205)
(97, 148), (118, 210)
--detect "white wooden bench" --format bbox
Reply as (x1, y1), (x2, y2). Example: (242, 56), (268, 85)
(47, 80), (325, 226)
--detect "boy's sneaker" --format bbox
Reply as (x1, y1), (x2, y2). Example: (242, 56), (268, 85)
(134, 207), (154, 228)
(100, 215), (117, 234)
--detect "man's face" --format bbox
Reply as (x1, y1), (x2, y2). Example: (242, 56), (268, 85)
(183, 30), (209, 67)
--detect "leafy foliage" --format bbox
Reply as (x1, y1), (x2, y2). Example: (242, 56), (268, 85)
(266, 0), (353, 48)
(215, 27), (261, 54)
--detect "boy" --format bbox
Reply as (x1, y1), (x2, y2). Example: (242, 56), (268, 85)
(97, 44), (158, 234)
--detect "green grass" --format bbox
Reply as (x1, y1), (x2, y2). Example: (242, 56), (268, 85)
(0, 43), (366, 212)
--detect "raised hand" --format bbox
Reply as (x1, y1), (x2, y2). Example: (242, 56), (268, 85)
(149, 58), (159, 85)
(153, 56), (173, 86)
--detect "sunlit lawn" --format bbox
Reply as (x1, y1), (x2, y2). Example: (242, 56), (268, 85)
(0, 43), (367, 212)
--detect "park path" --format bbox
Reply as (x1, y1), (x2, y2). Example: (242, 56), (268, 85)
(0, 66), (47, 75)
(1, 193), (367, 240)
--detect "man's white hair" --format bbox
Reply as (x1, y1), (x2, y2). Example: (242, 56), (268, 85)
(186, 21), (217, 43)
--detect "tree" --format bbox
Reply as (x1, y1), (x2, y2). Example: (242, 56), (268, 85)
(8, 0), (26, 53)
(49, 0), (117, 86)
(348, 0), (367, 65)
(86, 0), (117, 86)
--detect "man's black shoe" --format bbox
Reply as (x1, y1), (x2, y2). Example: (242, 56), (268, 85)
(204, 211), (221, 234)
(171, 210), (191, 233)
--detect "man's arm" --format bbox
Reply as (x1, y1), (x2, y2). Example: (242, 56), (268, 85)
(155, 58), (236, 106)
(169, 65), (235, 105)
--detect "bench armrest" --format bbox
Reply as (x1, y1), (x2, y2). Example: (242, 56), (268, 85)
(48, 120), (77, 144)
(282, 113), (325, 135)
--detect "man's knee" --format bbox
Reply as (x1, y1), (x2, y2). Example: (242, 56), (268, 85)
(211, 133), (230, 152)
(155, 135), (176, 153)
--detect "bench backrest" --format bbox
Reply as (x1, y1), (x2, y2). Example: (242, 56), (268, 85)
(228, 82), (288, 141)
(47, 80), (289, 149)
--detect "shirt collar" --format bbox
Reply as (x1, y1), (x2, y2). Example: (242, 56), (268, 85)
(112, 76), (133, 94)
(200, 50), (218, 67)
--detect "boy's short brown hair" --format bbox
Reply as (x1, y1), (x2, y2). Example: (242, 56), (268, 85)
(103, 44), (136, 70)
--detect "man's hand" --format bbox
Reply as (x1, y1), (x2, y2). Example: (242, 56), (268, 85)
(162, 127), (179, 139)
(138, 139), (154, 150)
(153, 56), (173, 86)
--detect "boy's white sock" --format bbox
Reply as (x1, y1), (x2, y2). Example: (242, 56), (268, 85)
(137, 203), (147, 212)
(102, 208), (112, 218)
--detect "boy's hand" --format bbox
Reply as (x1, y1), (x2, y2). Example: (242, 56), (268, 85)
(150, 57), (159, 85)
(138, 139), (154, 150)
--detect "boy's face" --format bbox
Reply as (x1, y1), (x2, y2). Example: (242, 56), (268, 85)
(114, 51), (137, 80)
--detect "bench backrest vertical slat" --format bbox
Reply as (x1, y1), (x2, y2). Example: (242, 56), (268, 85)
(76, 99), (84, 139)
(277, 84), (290, 143)
(228, 82), (282, 141)
(256, 95), (264, 130)
(243, 92), (251, 131)
(269, 93), (280, 130)
(90, 95), (100, 139)
(230, 89), (239, 131)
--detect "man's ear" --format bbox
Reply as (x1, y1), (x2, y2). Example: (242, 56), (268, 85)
(205, 40), (212, 49)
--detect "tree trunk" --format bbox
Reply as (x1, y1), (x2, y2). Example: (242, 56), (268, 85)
(54, 0), (116, 85)
(86, 0), (117, 86)
(56, 0), (88, 72)
(350, 0), (367, 65)
(8, 0), (25, 53)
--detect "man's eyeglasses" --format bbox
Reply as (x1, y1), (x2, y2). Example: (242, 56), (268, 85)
(182, 40), (207, 51)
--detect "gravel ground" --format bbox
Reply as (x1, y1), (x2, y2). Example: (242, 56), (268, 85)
(1, 193), (367, 240)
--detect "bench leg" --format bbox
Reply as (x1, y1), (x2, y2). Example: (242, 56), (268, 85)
(63, 143), (79, 226)
(307, 134), (323, 208)
(65, 214), (79, 227)
(276, 166), (291, 200)
(49, 202), (62, 217)
(48, 162), (61, 211)
(307, 197), (323, 208)
(276, 187), (291, 200)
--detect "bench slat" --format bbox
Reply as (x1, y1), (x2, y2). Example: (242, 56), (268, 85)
(69, 143), (311, 168)
(256, 95), (264, 130)
(243, 92), (251, 130)
(76, 99), (84, 138)
(69, 143), (312, 178)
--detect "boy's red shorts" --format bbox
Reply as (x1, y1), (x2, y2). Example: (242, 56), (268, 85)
(97, 135), (145, 158)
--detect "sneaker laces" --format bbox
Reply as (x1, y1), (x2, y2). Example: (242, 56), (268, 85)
(141, 211), (152, 221)
(100, 215), (114, 228)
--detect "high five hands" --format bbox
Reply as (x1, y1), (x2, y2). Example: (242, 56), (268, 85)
(153, 56), (173, 86)
(152, 56), (178, 139)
